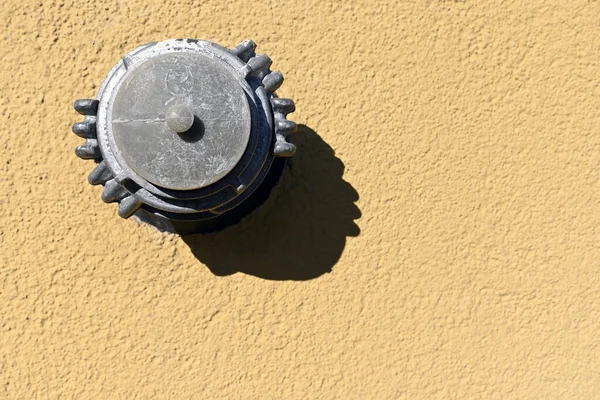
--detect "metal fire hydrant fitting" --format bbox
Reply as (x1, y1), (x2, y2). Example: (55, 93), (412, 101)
(72, 39), (296, 234)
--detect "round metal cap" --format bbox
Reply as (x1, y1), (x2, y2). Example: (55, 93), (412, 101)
(110, 52), (252, 191)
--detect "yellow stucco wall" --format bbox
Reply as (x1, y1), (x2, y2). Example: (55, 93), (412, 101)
(1, 0), (599, 398)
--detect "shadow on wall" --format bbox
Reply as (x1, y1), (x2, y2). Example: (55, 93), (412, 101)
(182, 125), (361, 281)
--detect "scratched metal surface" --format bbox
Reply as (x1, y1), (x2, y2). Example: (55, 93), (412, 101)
(111, 52), (252, 190)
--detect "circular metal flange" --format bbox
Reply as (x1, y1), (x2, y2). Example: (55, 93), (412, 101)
(73, 38), (298, 233)
(110, 52), (252, 191)
(93, 40), (275, 214)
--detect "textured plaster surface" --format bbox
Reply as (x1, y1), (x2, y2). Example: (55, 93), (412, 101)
(1, 1), (599, 398)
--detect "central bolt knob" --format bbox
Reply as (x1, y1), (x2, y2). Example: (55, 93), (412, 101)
(165, 105), (195, 133)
